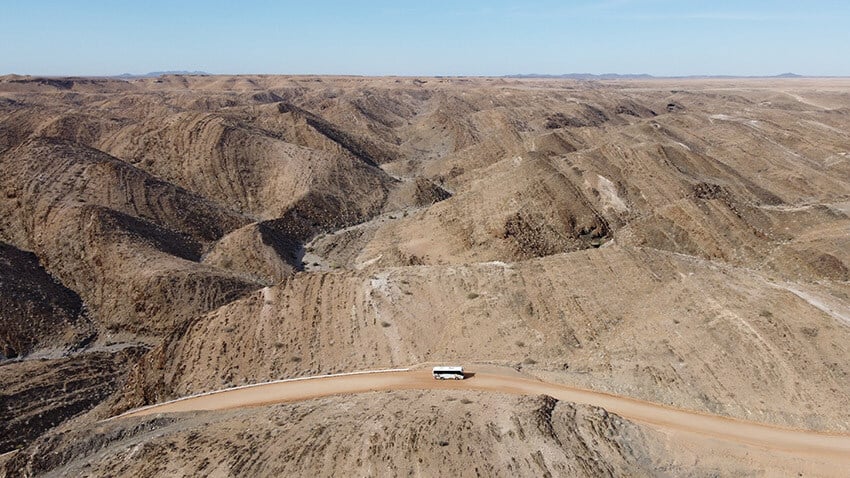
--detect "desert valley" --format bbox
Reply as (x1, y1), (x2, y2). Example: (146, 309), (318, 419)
(1, 74), (849, 476)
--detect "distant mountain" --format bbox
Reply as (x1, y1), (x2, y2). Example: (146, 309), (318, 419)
(507, 73), (655, 80)
(506, 72), (807, 79)
(115, 70), (210, 79)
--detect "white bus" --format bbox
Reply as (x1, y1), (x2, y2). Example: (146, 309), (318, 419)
(432, 366), (465, 380)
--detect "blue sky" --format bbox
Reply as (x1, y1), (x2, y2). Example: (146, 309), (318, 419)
(1, 0), (848, 76)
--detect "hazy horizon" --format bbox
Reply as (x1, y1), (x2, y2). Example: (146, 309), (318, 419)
(2, 71), (841, 79)
(2, 0), (849, 77)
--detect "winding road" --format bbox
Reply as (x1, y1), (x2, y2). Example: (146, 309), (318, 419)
(115, 367), (850, 464)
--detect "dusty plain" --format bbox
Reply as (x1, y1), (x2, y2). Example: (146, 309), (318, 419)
(1, 74), (849, 476)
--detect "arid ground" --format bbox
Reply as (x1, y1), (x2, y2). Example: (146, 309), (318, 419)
(1, 74), (849, 476)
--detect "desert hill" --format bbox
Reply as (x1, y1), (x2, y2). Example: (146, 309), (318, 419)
(1, 75), (849, 476)
(0, 393), (717, 476)
(114, 245), (850, 434)
(0, 242), (89, 359)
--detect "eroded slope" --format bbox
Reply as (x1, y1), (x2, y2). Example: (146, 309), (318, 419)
(1, 75), (849, 475)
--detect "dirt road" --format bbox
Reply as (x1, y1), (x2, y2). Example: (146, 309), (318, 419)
(116, 368), (850, 464)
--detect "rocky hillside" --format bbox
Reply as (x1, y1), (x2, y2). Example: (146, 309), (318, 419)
(0, 392), (803, 477)
(0, 242), (89, 359)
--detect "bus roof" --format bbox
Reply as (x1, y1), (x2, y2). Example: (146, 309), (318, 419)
(432, 366), (463, 372)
